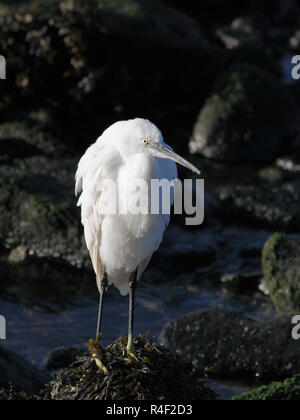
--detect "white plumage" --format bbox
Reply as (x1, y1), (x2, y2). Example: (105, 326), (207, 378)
(75, 118), (199, 296)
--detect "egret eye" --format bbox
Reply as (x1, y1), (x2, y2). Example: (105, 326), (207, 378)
(142, 138), (149, 145)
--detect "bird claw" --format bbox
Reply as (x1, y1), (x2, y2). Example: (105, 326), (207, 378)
(125, 340), (139, 362)
(91, 354), (108, 373)
(89, 333), (108, 373)
(126, 349), (139, 362)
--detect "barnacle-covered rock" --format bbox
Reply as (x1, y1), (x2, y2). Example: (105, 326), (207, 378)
(161, 309), (300, 382)
(43, 334), (214, 400)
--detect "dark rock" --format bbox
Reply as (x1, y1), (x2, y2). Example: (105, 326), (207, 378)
(163, 1), (282, 26)
(160, 309), (300, 382)
(0, 385), (32, 401)
(217, 182), (300, 231)
(189, 65), (300, 163)
(0, 0), (219, 154)
(232, 375), (300, 400)
(0, 344), (50, 395)
(224, 42), (281, 77)
(262, 233), (300, 314)
(0, 174), (88, 267)
(44, 347), (88, 373)
(0, 115), (66, 161)
(0, 250), (93, 310)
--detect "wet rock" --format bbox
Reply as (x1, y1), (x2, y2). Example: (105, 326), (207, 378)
(160, 309), (300, 382)
(44, 347), (88, 373)
(0, 344), (50, 395)
(217, 182), (300, 232)
(0, 175), (88, 267)
(44, 335), (214, 400)
(189, 65), (300, 163)
(224, 42), (281, 77)
(0, 249), (93, 310)
(262, 233), (300, 314)
(232, 375), (300, 400)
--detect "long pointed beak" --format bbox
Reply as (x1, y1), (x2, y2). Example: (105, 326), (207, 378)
(152, 143), (201, 175)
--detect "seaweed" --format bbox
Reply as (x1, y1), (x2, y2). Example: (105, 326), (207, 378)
(41, 334), (215, 400)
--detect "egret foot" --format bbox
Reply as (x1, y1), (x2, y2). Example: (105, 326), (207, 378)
(89, 333), (108, 373)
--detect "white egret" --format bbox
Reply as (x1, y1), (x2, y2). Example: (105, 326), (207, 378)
(75, 118), (200, 358)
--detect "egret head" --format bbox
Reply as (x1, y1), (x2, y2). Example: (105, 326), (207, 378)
(100, 118), (200, 175)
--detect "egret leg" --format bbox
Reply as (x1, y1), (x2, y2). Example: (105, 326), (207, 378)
(127, 268), (138, 359)
(96, 272), (108, 338)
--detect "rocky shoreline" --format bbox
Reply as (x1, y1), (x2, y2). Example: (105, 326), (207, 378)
(1, 0), (300, 400)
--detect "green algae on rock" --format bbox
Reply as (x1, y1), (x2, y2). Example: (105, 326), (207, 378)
(231, 375), (300, 400)
(0, 174), (88, 266)
(262, 233), (300, 314)
(44, 335), (215, 400)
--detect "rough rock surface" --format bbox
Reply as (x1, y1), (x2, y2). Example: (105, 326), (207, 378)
(0, 344), (50, 395)
(189, 65), (300, 163)
(262, 233), (300, 314)
(160, 309), (300, 382)
(216, 182), (300, 232)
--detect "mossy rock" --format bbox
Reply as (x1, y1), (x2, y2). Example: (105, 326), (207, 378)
(262, 233), (300, 314)
(0, 174), (88, 267)
(43, 335), (215, 400)
(189, 64), (300, 162)
(232, 375), (300, 400)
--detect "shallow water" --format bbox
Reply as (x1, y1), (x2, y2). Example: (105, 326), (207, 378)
(0, 272), (275, 399)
